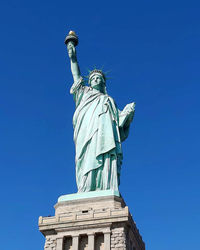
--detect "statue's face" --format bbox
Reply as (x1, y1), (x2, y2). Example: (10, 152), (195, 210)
(90, 73), (105, 92)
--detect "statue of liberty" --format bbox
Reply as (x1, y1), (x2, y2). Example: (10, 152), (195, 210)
(66, 31), (135, 193)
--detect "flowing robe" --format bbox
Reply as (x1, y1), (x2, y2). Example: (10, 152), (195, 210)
(70, 78), (133, 192)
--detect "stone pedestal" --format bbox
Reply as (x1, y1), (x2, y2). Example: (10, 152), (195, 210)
(39, 194), (145, 250)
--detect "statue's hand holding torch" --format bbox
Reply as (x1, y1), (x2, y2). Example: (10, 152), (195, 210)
(65, 31), (81, 82)
(65, 31), (78, 61)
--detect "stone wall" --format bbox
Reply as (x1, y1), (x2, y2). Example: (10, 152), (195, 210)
(44, 236), (56, 250)
(111, 226), (126, 249)
(39, 195), (145, 250)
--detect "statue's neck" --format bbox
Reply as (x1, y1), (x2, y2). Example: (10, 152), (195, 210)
(91, 85), (104, 93)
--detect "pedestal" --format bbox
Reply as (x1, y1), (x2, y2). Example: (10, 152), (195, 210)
(39, 192), (145, 250)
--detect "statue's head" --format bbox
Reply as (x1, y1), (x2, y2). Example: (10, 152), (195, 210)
(88, 69), (106, 93)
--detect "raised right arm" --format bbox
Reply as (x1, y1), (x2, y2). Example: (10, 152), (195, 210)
(67, 41), (81, 83)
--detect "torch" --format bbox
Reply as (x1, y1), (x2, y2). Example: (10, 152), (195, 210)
(64, 31), (79, 47)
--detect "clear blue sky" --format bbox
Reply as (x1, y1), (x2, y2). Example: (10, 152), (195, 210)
(0, 0), (199, 249)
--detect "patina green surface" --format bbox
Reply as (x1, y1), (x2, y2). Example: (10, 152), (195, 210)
(66, 31), (135, 193)
(58, 190), (120, 202)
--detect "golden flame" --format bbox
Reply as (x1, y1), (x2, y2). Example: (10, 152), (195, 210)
(69, 30), (76, 36)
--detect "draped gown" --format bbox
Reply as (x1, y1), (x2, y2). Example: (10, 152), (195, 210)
(70, 78), (133, 192)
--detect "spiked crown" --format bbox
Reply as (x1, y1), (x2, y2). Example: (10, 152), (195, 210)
(88, 69), (106, 83)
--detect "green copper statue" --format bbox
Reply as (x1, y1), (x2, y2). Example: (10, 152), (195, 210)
(65, 31), (135, 193)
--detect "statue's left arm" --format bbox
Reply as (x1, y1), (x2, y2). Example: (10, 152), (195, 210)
(118, 102), (135, 142)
